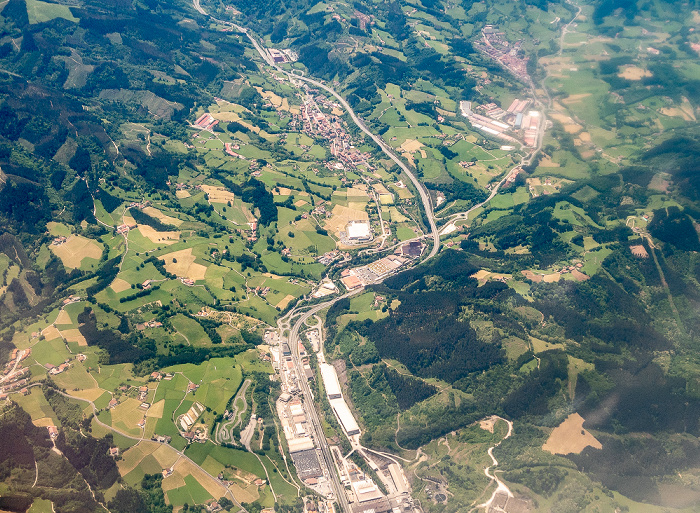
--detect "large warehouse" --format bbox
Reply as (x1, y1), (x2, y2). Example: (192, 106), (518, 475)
(346, 220), (372, 241)
(320, 363), (342, 399)
(330, 397), (361, 436)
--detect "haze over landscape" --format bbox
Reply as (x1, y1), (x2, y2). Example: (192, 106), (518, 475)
(1, 0), (700, 512)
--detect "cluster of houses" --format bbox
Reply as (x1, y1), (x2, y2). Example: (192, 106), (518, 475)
(475, 25), (530, 81)
(224, 142), (246, 160)
(51, 236), (68, 245)
(128, 200), (151, 209)
(116, 223), (137, 235)
(299, 94), (372, 171)
(316, 249), (348, 266)
(136, 319), (163, 330)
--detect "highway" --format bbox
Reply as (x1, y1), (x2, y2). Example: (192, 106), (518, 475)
(191, 5), (441, 510)
(278, 291), (362, 513)
(200, 4), (440, 260)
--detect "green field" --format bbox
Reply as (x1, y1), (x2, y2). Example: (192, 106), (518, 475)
(26, 0), (78, 24)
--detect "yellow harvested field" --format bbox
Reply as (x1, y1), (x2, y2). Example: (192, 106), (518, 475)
(346, 186), (369, 198)
(325, 205), (370, 235)
(471, 270), (491, 281)
(162, 248), (208, 281)
(660, 107), (696, 122)
(138, 225), (180, 245)
(142, 207), (183, 227)
(399, 139), (424, 153)
(348, 201), (368, 211)
(176, 190), (191, 199)
(111, 398), (147, 427)
(119, 443), (158, 476)
(229, 482), (259, 504)
(54, 309), (72, 325)
(33, 417), (56, 428)
(542, 413), (602, 455)
(549, 112), (581, 135)
(211, 111), (243, 122)
(255, 87), (283, 108)
(530, 336), (564, 353)
(578, 131), (592, 142)
(174, 458), (228, 498)
(294, 199), (307, 207)
(276, 294), (295, 310)
(146, 399), (165, 418)
(162, 471), (187, 492)
(537, 157), (560, 168)
(110, 278), (132, 293)
(42, 326), (62, 341)
(562, 93), (591, 104)
(618, 65), (652, 80)
(479, 415), (502, 433)
(71, 388), (107, 402)
(61, 329), (87, 346)
(542, 273), (561, 283)
(201, 185), (236, 203)
(50, 236), (103, 269)
(152, 443), (180, 468)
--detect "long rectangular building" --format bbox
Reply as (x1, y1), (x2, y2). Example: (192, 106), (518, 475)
(320, 363), (342, 399)
(330, 398), (361, 436)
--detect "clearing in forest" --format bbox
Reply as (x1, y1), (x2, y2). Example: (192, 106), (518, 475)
(542, 413), (602, 455)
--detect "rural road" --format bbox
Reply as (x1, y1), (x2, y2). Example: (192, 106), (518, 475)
(474, 417), (514, 512)
(196, 1), (440, 260)
(54, 388), (248, 513)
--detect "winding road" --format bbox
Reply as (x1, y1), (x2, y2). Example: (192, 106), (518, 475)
(475, 417), (514, 512)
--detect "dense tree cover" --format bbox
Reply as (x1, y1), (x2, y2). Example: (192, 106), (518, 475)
(571, 433), (700, 506)
(649, 206), (700, 251)
(57, 431), (120, 490)
(503, 350), (568, 417)
(78, 307), (156, 364)
(191, 315), (222, 344)
(0, 179), (52, 232)
(0, 402), (51, 481)
(360, 251), (509, 383)
(236, 178), (278, 226)
(119, 285), (159, 303)
(107, 474), (171, 513)
(129, 208), (177, 232)
(426, 178), (487, 206)
(213, 175), (278, 226)
(382, 364), (437, 410)
(505, 467), (567, 497)
(0, 402), (101, 513)
(86, 256), (121, 298)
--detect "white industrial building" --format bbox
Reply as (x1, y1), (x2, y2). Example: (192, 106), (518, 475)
(351, 479), (384, 503)
(287, 437), (315, 453)
(330, 398), (361, 436)
(320, 363), (343, 399)
(346, 220), (372, 241)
